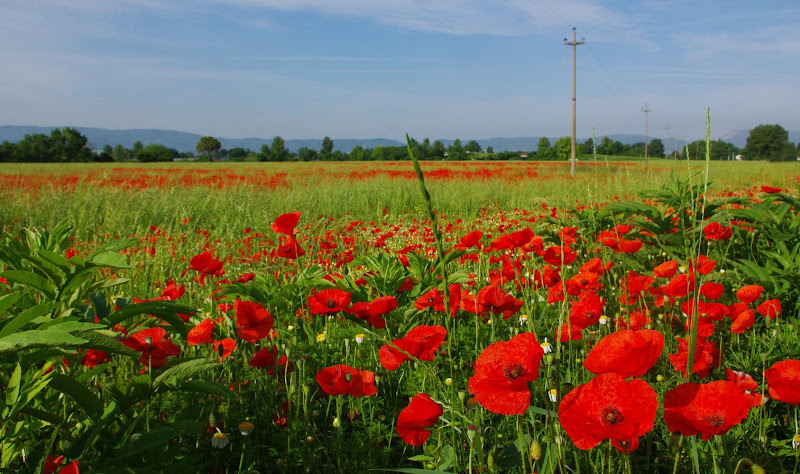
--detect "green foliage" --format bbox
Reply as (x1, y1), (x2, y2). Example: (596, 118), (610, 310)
(683, 139), (739, 160)
(0, 128), (94, 163)
(195, 136), (222, 161)
(743, 124), (795, 161)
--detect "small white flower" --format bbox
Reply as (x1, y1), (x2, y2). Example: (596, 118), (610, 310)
(519, 314), (528, 326)
(598, 316), (608, 325)
(792, 434), (800, 449)
(212, 428), (229, 449)
(540, 338), (553, 354)
(355, 334), (365, 344)
(548, 388), (558, 402)
(238, 422), (254, 436)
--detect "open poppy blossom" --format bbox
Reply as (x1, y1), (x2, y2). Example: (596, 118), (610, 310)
(347, 295), (397, 329)
(119, 327), (181, 369)
(275, 234), (305, 259)
(756, 299), (781, 319)
(43, 455), (80, 474)
(725, 368), (762, 407)
(308, 288), (352, 315)
(249, 345), (278, 369)
(668, 336), (720, 379)
(558, 373), (657, 450)
(568, 291), (604, 330)
(468, 332), (544, 415)
(187, 318), (216, 346)
(213, 337), (236, 358)
(703, 222), (733, 241)
(379, 325), (447, 371)
(477, 285), (523, 319)
(315, 364), (377, 398)
(188, 251), (224, 285)
(234, 299), (274, 343)
(271, 211), (301, 235)
(736, 284), (763, 305)
(664, 381), (755, 440)
(583, 329), (664, 378)
(653, 260), (679, 278)
(397, 393), (443, 446)
(764, 359), (800, 404)
(457, 230), (483, 249)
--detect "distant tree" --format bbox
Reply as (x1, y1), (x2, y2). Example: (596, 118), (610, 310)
(0, 141), (17, 162)
(486, 146), (494, 154)
(113, 144), (129, 162)
(432, 140), (446, 159)
(597, 137), (624, 156)
(331, 150), (345, 161)
(648, 138), (665, 158)
(259, 143), (271, 161)
(227, 147), (251, 161)
(581, 139), (595, 155)
(371, 145), (388, 161)
(270, 136), (290, 162)
(138, 144), (174, 162)
(196, 136), (222, 161)
(536, 137), (555, 160)
(553, 137), (572, 160)
(132, 141), (144, 160)
(419, 138), (432, 160)
(743, 124), (795, 161)
(96, 144), (114, 162)
(448, 139), (464, 160)
(297, 147), (319, 162)
(465, 140), (482, 153)
(320, 136), (334, 160)
(683, 139), (740, 161)
(348, 145), (370, 161)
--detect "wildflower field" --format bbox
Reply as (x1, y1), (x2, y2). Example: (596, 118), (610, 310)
(1, 151), (800, 473)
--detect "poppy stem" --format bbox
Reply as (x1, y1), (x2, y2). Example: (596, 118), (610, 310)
(671, 434), (684, 474)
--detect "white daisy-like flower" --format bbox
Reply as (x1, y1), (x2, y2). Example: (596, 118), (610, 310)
(540, 338), (553, 354)
(548, 388), (558, 402)
(212, 428), (229, 449)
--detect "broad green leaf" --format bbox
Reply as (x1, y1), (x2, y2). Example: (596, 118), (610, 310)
(36, 250), (72, 271)
(72, 330), (137, 356)
(88, 252), (131, 269)
(0, 292), (24, 315)
(19, 406), (63, 425)
(406, 455), (434, 462)
(0, 330), (88, 355)
(0, 302), (59, 338)
(48, 373), (103, 419)
(154, 358), (218, 385)
(0, 270), (55, 299)
(174, 380), (235, 400)
(6, 363), (21, 406)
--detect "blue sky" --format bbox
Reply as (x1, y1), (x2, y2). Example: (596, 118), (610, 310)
(1, 0), (799, 143)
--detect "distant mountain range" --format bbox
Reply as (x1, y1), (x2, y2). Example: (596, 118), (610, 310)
(1, 125), (797, 154)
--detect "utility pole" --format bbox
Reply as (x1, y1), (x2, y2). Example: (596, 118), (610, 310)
(665, 124), (670, 160)
(564, 27), (584, 176)
(674, 136), (677, 159)
(642, 104), (651, 167)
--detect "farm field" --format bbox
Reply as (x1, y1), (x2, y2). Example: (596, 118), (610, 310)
(1, 158), (800, 473)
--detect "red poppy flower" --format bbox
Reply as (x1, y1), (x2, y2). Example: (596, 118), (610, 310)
(275, 234), (305, 259)
(760, 185), (782, 193)
(489, 228), (533, 251)
(661, 274), (689, 298)
(477, 285), (523, 319)
(249, 345), (278, 369)
(315, 365), (377, 398)
(457, 230), (483, 249)
(668, 337), (720, 379)
(468, 332), (544, 415)
(756, 299), (781, 319)
(664, 381), (755, 440)
(379, 325), (447, 371)
(187, 318), (216, 346)
(43, 455), (80, 474)
(558, 373), (657, 450)
(414, 287), (444, 311)
(699, 282), (724, 300)
(397, 393), (442, 446)
(213, 338), (236, 358)
(691, 255), (716, 275)
(308, 288), (351, 315)
(580, 257), (613, 275)
(725, 369), (762, 407)
(568, 291), (604, 330)
(566, 271), (602, 296)
(234, 299), (274, 343)
(583, 329), (664, 378)
(543, 245), (577, 266)
(271, 211), (301, 235)
(653, 260), (679, 278)
(348, 295), (397, 329)
(619, 271), (656, 305)
(119, 327), (181, 369)
(736, 285), (763, 304)
(764, 359), (800, 404)
(703, 222), (733, 241)
(730, 308), (755, 334)
(188, 251), (224, 285)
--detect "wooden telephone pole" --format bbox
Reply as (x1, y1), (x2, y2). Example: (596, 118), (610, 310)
(665, 124), (670, 160)
(564, 27), (584, 176)
(642, 104), (651, 167)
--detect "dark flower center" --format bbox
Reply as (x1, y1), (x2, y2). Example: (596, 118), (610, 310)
(585, 311), (596, 320)
(325, 299), (337, 309)
(580, 278), (588, 285)
(601, 407), (624, 426)
(502, 363), (528, 381)
(704, 413), (725, 427)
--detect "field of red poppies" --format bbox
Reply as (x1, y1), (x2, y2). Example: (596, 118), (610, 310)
(1, 157), (799, 473)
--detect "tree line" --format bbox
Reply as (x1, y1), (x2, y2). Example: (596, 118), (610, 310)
(2, 124), (798, 163)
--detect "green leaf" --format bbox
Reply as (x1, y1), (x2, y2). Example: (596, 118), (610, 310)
(154, 358), (218, 385)
(6, 363), (21, 406)
(48, 373), (103, 419)
(72, 330), (137, 356)
(406, 455), (434, 462)
(175, 380), (235, 399)
(0, 292), (24, 315)
(105, 301), (195, 335)
(19, 406), (63, 425)
(36, 250), (72, 271)
(0, 302), (59, 338)
(0, 270), (56, 299)
(0, 330), (88, 355)
(88, 252), (131, 269)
